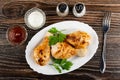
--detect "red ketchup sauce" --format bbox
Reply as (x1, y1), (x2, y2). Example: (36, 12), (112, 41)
(7, 25), (27, 45)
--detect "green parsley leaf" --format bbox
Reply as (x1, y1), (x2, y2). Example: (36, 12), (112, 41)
(49, 36), (58, 46)
(53, 63), (61, 73)
(52, 58), (73, 73)
(48, 27), (58, 34)
(60, 59), (67, 65)
(60, 61), (73, 70)
(52, 58), (62, 64)
(58, 32), (66, 42)
(48, 27), (66, 46)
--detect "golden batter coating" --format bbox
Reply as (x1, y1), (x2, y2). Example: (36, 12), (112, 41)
(66, 31), (91, 49)
(33, 36), (50, 66)
(51, 42), (76, 59)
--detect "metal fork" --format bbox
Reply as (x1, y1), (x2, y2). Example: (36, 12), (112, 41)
(100, 12), (111, 73)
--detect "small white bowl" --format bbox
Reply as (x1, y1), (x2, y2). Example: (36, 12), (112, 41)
(24, 7), (46, 30)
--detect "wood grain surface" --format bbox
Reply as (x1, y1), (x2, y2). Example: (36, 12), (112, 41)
(0, 0), (120, 80)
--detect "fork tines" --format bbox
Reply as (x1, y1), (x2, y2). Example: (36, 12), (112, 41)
(102, 11), (111, 33)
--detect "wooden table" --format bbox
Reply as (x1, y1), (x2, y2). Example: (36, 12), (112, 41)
(0, 0), (120, 80)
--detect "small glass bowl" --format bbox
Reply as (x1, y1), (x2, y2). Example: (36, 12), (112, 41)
(6, 25), (28, 46)
(24, 7), (46, 30)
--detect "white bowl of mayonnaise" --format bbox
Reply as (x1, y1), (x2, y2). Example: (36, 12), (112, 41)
(24, 7), (46, 30)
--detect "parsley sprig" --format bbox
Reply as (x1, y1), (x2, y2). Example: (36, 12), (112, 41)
(52, 58), (73, 73)
(48, 27), (73, 73)
(48, 27), (66, 46)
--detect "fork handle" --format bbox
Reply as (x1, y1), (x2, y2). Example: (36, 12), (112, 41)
(100, 33), (107, 73)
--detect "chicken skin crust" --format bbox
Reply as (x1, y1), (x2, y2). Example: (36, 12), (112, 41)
(66, 31), (91, 49)
(51, 42), (76, 59)
(33, 37), (50, 66)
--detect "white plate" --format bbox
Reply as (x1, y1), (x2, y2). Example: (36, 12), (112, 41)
(25, 21), (99, 75)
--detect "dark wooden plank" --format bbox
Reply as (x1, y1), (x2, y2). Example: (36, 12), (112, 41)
(0, 0), (120, 80)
